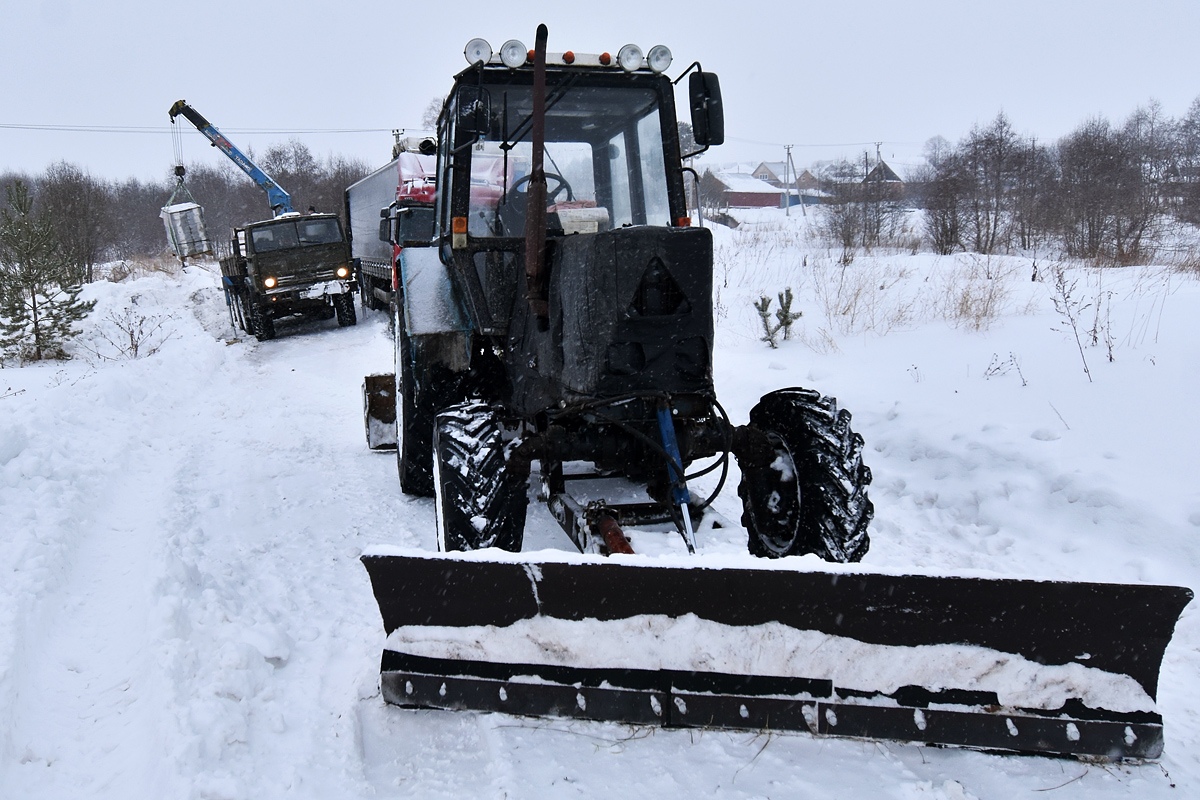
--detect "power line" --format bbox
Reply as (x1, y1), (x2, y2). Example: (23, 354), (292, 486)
(0, 123), (398, 135)
(726, 135), (922, 149)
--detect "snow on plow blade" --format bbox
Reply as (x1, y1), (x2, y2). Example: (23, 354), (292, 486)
(360, 551), (1191, 760)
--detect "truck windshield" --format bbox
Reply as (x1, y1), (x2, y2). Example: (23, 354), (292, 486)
(250, 217), (344, 252)
(463, 82), (671, 238)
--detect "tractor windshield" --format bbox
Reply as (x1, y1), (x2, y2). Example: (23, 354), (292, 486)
(461, 81), (672, 238)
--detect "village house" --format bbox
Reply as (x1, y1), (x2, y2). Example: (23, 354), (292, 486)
(699, 170), (783, 209)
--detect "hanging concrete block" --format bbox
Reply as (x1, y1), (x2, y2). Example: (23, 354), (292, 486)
(161, 201), (214, 259)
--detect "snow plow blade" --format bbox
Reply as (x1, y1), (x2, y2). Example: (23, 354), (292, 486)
(360, 551), (1191, 760)
(363, 373), (397, 450)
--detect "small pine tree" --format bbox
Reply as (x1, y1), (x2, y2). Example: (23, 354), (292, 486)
(0, 180), (95, 362)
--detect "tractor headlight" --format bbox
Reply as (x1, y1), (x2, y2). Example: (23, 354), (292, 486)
(464, 38), (492, 66)
(263, 276), (277, 288)
(617, 44), (643, 72)
(646, 45), (672, 73)
(499, 39), (527, 68)
(336, 265), (350, 279)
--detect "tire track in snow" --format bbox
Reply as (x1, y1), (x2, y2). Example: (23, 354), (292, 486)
(0, 319), (228, 797)
(148, 309), (426, 797)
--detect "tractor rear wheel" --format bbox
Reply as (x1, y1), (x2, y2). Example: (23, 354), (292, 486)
(396, 312), (436, 496)
(738, 388), (872, 562)
(433, 400), (528, 552)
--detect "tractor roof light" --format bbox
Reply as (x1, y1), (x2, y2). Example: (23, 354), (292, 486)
(646, 45), (672, 74)
(617, 44), (644, 72)
(464, 38), (493, 66)
(499, 39), (527, 68)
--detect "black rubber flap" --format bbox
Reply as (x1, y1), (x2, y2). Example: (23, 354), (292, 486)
(361, 554), (1192, 699)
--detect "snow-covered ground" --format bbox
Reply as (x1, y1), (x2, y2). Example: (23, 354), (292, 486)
(1, 210), (1197, 798)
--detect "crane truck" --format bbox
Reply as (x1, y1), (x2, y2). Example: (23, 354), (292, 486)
(169, 101), (357, 340)
(360, 27), (1191, 759)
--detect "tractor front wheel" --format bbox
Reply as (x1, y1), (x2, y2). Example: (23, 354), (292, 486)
(737, 388), (872, 562)
(433, 400), (528, 553)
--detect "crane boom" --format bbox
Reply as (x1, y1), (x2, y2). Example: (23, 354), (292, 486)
(169, 100), (294, 216)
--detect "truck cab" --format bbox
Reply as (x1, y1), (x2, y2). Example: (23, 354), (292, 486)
(220, 212), (358, 340)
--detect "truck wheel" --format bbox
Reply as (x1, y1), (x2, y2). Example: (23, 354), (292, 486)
(737, 388), (872, 562)
(230, 289), (250, 333)
(334, 292), (357, 326)
(362, 277), (385, 311)
(433, 400), (528, 552)
(250, 304), (276, 341)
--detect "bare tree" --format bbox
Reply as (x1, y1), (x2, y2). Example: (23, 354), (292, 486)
(110, 175), (178, 259)
(960, 113), (1021, 254)
(920, 150), (968, 255)
(421, 96), (445, 130)
(1010, 138), (1056, 251)
(1176, 96), (1200, 222)
(38, 162), (114, 283)
(1054, 117), (1154, 263)
(815, 157), (903, 260)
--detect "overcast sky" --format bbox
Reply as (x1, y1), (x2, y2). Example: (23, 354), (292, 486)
(3, 0), (1199, 185)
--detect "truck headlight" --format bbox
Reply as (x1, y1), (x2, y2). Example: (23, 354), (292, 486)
(263, 276), (277, 288)
(336, 265), (350, 278)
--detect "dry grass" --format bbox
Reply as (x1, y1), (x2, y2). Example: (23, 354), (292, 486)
(99, 255), (185, 282)
(928, 255), (1022, 331)
(807, 255), (919, 337)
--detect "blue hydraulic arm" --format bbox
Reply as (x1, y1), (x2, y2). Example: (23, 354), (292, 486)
(169, 100), (294, 216)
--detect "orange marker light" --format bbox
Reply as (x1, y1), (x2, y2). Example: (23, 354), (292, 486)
(562, 50), (575, 64)
(452, 217), (468, 234)
(599, 52), (612, 65)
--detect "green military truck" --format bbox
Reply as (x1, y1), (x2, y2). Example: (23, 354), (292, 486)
(219, 213), (357, 341)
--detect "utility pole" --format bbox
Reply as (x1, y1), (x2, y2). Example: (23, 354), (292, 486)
(783, 144), (793, 216)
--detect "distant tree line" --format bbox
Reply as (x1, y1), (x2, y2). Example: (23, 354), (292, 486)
(802, 99), (1200, 265)
(909, 100), (1200, 264)
(0, 139), (372, 270)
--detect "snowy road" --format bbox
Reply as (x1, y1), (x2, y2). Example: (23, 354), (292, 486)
(1, 243), (1198, 798)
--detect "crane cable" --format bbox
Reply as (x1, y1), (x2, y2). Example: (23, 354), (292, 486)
(171, 114), (185, 168)
(165, 116), (197, 207)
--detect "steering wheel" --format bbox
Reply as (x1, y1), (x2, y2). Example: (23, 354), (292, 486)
(509, 171), (575, 204)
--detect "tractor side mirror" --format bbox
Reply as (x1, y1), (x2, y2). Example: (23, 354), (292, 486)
(689, 72), (724, 147)
(456, 85), (492, 140)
